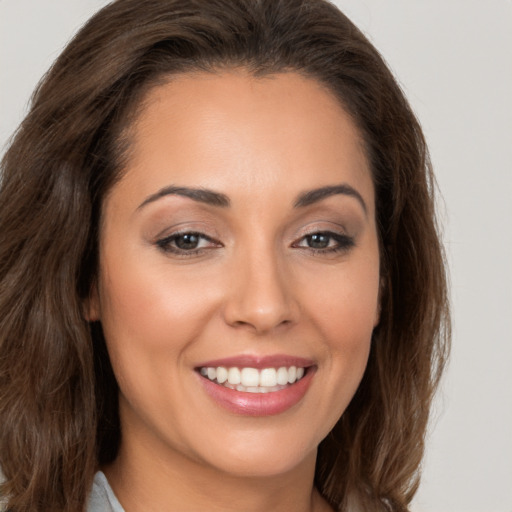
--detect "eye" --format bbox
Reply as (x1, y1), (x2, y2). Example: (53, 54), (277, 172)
(156, 231), (221, 256)
(293, 231), (355, 254)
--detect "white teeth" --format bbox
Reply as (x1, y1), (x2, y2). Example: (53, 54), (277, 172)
(200, 365), (307, 391)
(216, 366), (228, 384)
(234, 384), (285, 393)
(240, 368), (259, 387)
(259, 368), (277, 387)
(276, 367), (289, 385)
(227, 367), (241, 385)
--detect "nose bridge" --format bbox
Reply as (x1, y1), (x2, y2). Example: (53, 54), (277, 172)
(223, 236), (297, 333)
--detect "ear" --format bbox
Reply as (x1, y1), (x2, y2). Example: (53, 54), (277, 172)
(83, 282), (101, 322)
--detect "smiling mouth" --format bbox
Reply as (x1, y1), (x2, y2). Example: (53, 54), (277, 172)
(198, 366), (307, 393)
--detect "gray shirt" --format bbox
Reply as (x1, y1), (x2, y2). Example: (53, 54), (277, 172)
(87, 471), (125, 512)
(1, 471), (123, 512)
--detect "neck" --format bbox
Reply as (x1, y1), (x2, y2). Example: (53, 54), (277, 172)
(104, 433), (331, 512)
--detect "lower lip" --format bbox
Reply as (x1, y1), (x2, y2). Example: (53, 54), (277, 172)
(198, 368), (315, 416)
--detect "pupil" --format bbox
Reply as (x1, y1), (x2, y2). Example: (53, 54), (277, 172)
(308, 233), (330, 249)
(176, 234), (199, 250)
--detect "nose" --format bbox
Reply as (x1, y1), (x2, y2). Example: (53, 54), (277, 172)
(222, 245), (299, 334)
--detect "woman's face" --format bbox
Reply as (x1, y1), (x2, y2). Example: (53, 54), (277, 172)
(90, 70), (380, 478)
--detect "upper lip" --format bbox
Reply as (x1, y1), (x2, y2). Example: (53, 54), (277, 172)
(195, 354), (315, 370)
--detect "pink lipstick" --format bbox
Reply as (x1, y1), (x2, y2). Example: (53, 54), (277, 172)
(195, 355), (316, 416)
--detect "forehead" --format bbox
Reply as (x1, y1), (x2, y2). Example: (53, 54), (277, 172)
(113, 69), (373, 213)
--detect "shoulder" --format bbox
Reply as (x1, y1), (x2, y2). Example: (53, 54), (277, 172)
(1, 469), (123, 512)
(87, 471), (125, 512)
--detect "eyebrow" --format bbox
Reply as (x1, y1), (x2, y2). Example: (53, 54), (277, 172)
(294, 184), (367, 214)
(137, 183), (367, 214)
(137, 186), (230, 210)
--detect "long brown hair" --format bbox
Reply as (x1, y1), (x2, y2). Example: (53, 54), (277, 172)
(0, 1), (450, 510)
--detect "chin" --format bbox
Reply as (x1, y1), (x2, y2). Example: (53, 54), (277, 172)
(185, 421), (327, 479)
(208, 445), (317, 479)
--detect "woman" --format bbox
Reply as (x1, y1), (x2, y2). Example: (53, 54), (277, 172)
(0, 0), (450, 511)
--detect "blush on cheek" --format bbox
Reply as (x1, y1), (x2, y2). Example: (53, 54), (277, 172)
(310, 285), (378, 337)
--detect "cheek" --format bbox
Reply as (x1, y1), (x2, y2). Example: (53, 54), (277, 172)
(95, 255), (224, 437)
(297, 253), (379, 417)
(319, 287), (376, 384)
(98, 260), (217, 360)
(96, 242), (239, 408)
(303, 257), (380, 346)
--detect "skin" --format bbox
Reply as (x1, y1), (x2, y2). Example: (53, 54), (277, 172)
(89, 70), (380, 512)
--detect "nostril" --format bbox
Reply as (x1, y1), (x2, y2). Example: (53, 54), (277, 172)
(222, 261), (300, 332)
(229, 316), (294, 334)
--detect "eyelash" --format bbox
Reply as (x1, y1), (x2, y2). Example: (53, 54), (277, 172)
(156, 231), (220, 256)
(155, 230), (355, 257)
(292, 231), (355, 254)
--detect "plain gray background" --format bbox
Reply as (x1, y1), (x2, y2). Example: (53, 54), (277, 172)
(1, 1), (511, 511)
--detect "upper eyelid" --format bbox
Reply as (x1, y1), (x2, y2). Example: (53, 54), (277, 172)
(150, 209), (356, 241)
(297, 225), (347, 235)
(292, 223), (350, 241)
(154, 224), (351, 242)
(153, 222), (219, 241)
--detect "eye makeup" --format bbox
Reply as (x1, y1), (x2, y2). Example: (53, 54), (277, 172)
(156, 230), (222, 256)
(143, 194), (365, 261)
(292, 231), (355, 255)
